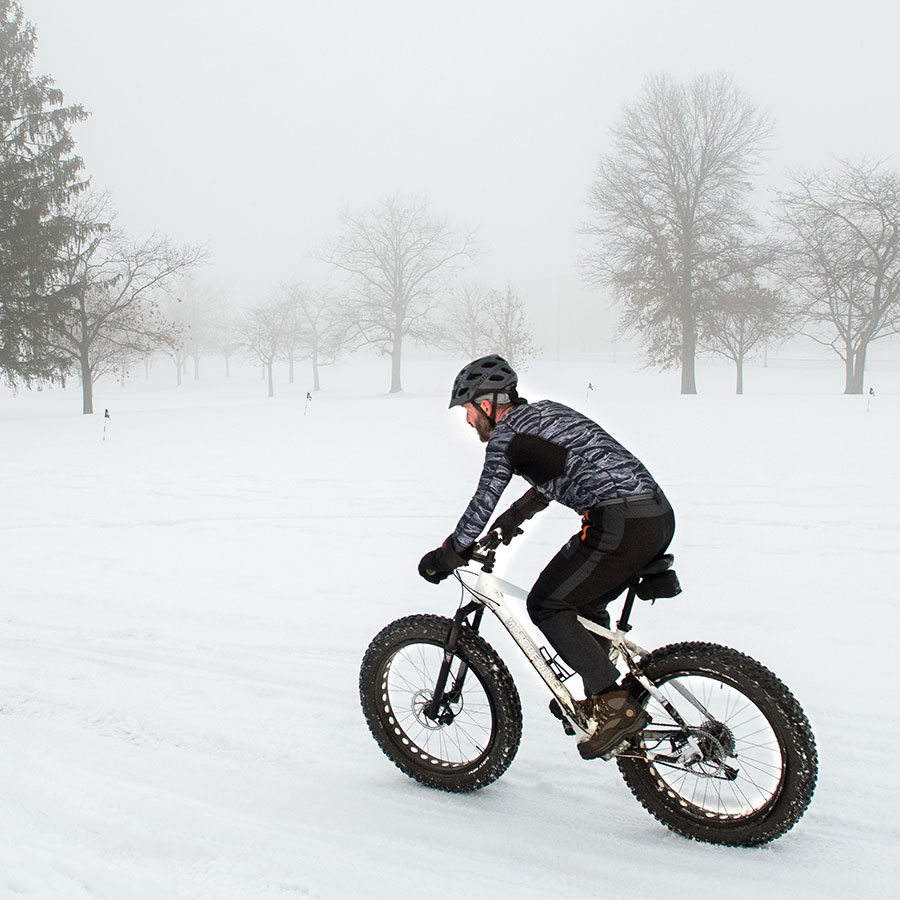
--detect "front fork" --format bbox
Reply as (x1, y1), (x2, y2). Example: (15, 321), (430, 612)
(425, 602), (484, 723)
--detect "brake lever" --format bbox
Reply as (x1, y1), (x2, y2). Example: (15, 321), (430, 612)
(478, 527), (503, 551)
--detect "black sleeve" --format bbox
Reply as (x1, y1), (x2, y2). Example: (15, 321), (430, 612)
(505, 433), (568, 486)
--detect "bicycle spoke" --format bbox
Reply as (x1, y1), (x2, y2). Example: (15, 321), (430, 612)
(383, 642), (494, 766)
(644, 672), (784, 817)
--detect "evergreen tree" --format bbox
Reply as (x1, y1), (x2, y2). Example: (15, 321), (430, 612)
(0, 0), (87, 385)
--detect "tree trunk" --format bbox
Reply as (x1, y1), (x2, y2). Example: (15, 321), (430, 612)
(845, 343), (867, 394)
(312, 347), (321, 391)
(389, 327), (403, 393)
(735, 357), (744, 394)
(680, 309), (698, 394)
(267, 360), (274, 398)
(288, 354), (295, 385)
(680, 259), (697, 394)
(193, 355), (200, 380)
(80, 349), (93, 415)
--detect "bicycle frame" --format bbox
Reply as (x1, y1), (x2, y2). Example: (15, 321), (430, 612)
(429, 551), (714, 751)
(434, 561), (644, 739)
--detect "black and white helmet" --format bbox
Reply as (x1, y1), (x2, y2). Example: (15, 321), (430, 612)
(448, 355), (518, 409)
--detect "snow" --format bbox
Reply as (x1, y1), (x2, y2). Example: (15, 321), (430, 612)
(1, 355), (898, 899)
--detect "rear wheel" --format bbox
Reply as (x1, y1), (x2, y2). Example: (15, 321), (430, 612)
(617, 642), (817, 845)
(359, 614), (522, 792)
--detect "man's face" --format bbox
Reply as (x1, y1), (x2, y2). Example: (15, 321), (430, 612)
(464, 400), (493, 443)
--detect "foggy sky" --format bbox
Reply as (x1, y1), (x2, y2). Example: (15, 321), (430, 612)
(22, 0), (900, 355)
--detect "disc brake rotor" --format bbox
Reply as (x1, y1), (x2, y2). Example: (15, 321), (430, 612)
(411, 689), (462, 729)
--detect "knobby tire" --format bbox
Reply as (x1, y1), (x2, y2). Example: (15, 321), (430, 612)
(617, 641), (817, 846)
(359, 614), (523, 792)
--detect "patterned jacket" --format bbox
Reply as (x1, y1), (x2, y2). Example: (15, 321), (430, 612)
(450, 399), (659, 551)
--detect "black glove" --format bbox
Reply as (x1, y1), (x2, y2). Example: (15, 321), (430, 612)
(418, 539), (468, 584)
(487, 489), (549, 545)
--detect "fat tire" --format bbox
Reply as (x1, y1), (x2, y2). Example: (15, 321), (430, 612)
(618, 641), (817, 846)
(360, 614), (523, 792)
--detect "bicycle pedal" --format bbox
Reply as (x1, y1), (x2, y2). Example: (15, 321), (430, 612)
(548, 699), (576, 736)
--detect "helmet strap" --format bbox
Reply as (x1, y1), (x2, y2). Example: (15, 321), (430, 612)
(476, 393), (499, 428)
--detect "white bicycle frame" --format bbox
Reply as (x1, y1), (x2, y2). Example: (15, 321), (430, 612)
(457, 566), (648, 740)
(457, 562), (714, 752)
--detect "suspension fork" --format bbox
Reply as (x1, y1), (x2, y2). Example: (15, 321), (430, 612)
(425, 601), (484, 721)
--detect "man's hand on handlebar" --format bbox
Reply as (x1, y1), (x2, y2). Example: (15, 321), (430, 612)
(478, 527), (504, 551)
(487, 489), (549, 545)
(418, 539), (468, 584)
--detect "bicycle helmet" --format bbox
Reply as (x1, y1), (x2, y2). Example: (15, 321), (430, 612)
(448, 355), (518, 409)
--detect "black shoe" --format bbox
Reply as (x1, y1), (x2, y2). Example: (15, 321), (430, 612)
(577, 688), (649, 761)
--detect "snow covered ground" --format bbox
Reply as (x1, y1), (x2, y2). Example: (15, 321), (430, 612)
(1, 353), (897, 899)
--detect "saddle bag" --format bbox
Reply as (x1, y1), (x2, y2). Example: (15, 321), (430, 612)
(635, 562), (682, 601)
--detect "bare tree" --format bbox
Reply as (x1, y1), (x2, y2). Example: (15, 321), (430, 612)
(279, 290), (304, 385)
(278, 282), (344, 391)
(210, 303), (242, 377)
(776, 158), (900, 393)
(317, 193), (475, 392)
(155, 294), (188, 386)
(436, 283), (498, 360)
(699, 278), (790, 393)
(159, 276), (228, 382)
(581, 73), (772, 393)
(486, 282), (536, 369)
(48, 192), (204, 412)
(237, 295), (294, 398)
(437, 281), (536, 367)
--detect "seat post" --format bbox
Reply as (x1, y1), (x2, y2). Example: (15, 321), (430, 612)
(616, 582), (638, 633)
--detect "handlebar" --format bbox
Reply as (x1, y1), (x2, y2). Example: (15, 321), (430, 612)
(464, 528), (503, 572)
(424, 528), (505, 578)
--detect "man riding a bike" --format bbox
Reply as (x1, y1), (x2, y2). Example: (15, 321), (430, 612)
(419, 355), (676, 760)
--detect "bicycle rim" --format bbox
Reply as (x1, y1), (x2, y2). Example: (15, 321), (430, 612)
(382, 640), (495, 768)
(644, 672), (784, 817)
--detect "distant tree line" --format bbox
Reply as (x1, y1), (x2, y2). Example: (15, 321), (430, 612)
(13, 3), (893, 406)
(229, 193), (537, 398)
(581, 73), (900, 394)
(0, 2), (537, 408)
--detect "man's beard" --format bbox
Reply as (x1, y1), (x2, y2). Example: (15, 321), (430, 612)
(472, 414), (494, 443)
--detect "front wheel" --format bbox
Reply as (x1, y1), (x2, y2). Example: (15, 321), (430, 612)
(359, 614), (523, 792)
(617, 642), (817, 846)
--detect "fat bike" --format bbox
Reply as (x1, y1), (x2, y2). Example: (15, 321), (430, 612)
(359, 536), (817, 846)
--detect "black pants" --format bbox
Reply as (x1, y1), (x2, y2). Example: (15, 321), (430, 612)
(526, 493), (675, 695)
